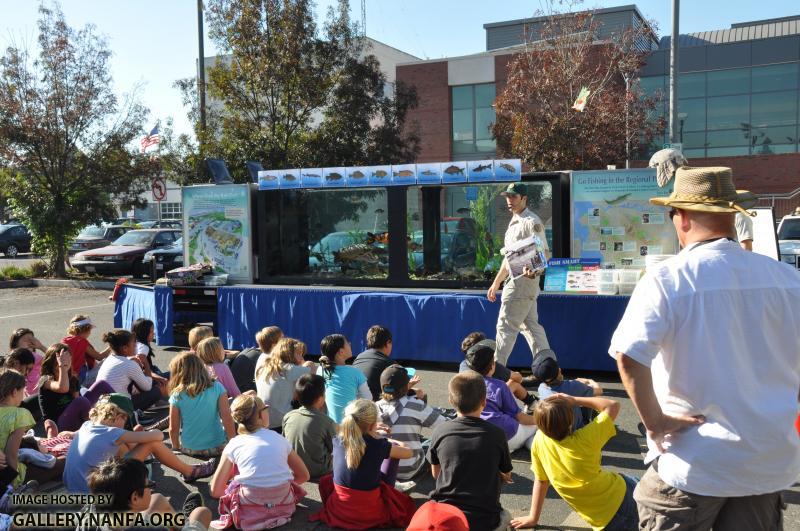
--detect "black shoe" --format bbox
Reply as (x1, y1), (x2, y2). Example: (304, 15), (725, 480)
(181, 491), (204, 518)
(521, 375), (539, 389)
(433, 407), (457, 420)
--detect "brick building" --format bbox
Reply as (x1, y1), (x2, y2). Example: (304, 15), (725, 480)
(396, 5), (800, 216)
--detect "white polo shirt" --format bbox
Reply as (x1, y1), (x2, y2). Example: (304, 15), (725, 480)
(609, 238), (800, 497)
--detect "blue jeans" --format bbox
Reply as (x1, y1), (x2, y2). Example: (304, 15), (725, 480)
(605, 474), (640, 531)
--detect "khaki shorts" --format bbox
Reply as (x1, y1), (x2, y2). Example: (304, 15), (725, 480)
(635, 464), (785, 531)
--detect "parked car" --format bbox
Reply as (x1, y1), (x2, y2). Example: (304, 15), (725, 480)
(72, 229), (182, 277)
(409, 217), (478, 272)
(309, 231), (387, 272)
(778, 213), (800, 270)
(138, 220), (182, 229)
(143, 237), (184, 281)
(0, 224), (32, 258)
(108, 217), (141, 225)
(69, 224), (133, 255)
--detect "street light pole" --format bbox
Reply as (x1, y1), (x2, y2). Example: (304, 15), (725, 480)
(669, 0), (680, 144)
(197, 0), (207, 173)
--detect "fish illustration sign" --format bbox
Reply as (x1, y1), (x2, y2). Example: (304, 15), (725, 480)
(256, 160), (521, 189)
(571, 169), (678, 269)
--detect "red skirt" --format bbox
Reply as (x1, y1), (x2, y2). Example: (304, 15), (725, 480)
(309, 474), (415, 530)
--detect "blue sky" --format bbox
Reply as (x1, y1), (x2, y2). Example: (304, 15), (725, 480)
(1, 1), (797, 139)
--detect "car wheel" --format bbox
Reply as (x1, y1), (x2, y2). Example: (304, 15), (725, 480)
(5, 245), (18, 258)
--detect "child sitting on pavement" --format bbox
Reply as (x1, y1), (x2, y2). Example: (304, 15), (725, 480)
(427, 371), (514, 531)
(61, 315), (111, 385)
(195, 337), (240, 399)
(84, 457), (211, 531)
(376, 364), (445, 484)
(458, 332), (537, 411)
(533, 356), (602, 432)
(465, 340), (537, 452)
(63, 393), (216, 493)
(282, 373), (337, 480)
(210, 394), (309, 530)
(168, 352), (235, 459)
(510, 394), (638, 530)
(311, 399), (415, 530)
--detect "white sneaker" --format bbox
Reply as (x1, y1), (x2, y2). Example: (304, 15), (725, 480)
(394, 480), (416, 492)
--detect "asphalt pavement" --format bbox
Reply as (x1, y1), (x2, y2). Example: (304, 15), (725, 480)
(0, 286), (798, 530)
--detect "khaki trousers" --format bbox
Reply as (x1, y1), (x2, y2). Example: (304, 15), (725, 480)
(635, 464), (785, 531)
(494, 276), (550, 366)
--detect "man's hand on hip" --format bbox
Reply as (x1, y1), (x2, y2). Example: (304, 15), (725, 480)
(648, 413), (706, 453)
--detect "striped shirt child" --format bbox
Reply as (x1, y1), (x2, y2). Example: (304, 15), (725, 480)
(376, 396), (446, 480)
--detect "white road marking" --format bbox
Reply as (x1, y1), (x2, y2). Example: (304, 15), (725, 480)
(0, 302), (112, 320)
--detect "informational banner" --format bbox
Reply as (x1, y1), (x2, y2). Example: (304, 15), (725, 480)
(544, 258), (601, 293)
(571, 169), (678, 268)
(182, 184), (253, 283)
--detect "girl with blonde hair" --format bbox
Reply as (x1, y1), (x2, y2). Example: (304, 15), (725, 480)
(255, 338), (310, 432)
(210, 394), (309, 530)
(310, 398), (416, 529)
(195, 337), (240, 398)
(168, 352), (234, 458)
(64, 393), (216, 493)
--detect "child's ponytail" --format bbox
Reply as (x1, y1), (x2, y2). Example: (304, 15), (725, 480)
(340, 398), (378, 469)
(102, 329), (134, 354)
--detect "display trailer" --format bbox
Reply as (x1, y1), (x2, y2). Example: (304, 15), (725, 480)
(115, 162), (675, 372)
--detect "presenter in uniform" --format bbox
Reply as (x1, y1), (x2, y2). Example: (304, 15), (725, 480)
(487, 183), (552, 367)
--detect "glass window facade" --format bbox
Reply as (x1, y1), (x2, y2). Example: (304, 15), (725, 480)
(452, 83), (497, 154)
(639, 61), (800, 157)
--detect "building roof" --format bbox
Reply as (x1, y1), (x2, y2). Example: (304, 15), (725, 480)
(658, 14), (800, 48)
(483, 4), (647, 29)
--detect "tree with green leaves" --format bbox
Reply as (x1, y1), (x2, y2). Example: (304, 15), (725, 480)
(0, 3), (154, 276)
(187, 0), (419, 183)
(492, 0), (663, 171)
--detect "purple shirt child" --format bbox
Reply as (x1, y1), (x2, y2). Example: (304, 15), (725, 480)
(480, 376), (520, 440)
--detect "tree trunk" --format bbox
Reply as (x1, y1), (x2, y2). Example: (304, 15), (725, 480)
(53, 234), (67, 278)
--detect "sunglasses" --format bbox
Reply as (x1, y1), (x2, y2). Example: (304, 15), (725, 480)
(669, 208), (680, 220)
(145, 480), (156, 490)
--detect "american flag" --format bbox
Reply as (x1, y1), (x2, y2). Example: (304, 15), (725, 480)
(140, 125), (160, 152)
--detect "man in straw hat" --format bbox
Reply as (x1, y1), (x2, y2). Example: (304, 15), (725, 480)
(609, 166), (800, 529)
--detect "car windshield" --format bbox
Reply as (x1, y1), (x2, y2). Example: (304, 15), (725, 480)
(79, 226), (105, 237)
(173, 237), (182, 247)
(412, 230), (455, 253)
(312, 233), (357, 253)
(778, 219), (800, 240)
(112, 231), (155, 246)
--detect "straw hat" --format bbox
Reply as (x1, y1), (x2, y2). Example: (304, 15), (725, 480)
(650, 166), (757, 214)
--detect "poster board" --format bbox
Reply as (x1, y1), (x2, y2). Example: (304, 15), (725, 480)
(571, 169), (678, 268)
(751, 206), (779, 260)
(182, 184), (254, 283)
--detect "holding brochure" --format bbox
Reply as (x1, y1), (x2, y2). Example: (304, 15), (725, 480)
(504, 234), (548, 279)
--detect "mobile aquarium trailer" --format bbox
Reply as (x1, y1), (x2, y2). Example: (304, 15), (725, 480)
(115, 160), (682, 371)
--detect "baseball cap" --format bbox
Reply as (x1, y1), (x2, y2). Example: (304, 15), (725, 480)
(380, 364), (410, 394)
(407, 500), (469, 531)
(103, 393), (135, 418)
(465, 339), (496, 374)
(500, 182), (527, 197)
(531, 355), (559, 383)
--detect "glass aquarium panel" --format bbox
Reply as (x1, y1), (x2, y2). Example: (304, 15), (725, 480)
(303, 188), (389, 280)
(407, 182), (553, 283)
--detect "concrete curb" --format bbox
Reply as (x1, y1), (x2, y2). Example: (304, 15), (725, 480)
(31, 278), (118, 290)
(0, 279), (35, 288)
